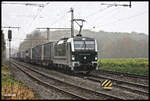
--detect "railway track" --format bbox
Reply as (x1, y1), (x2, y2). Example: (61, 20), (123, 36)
(11, 60), (124, 100)
(95, 69), (148, 79)
(51, 66), (149, 96)
(69, 70), (149, 97)
(86, 75), (149, 96)
(89, 71), (149, 91)
(11, 62), (85, 100)
(11, 59), (148, 99)
(76, 69), (149, 96)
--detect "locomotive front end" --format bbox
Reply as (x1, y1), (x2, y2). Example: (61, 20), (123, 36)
(69, 37), (98, 72)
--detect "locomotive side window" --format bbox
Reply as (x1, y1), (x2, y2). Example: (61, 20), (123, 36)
(54, 45), (58, 56)
(54, 43), (66, 56)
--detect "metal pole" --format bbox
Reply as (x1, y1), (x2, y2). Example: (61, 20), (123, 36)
(37, 27), (71, 42)
(30, 35), (33, 48)
(129, 1), (131, 8)
(47, 28), (50, 41)
(9, 40), (11, 67)
(2, 26), (20, 66)
(71, 8), (74, 37)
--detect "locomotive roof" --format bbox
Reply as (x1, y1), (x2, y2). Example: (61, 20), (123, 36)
(58, 36), (95, 42)
(66, 36), (95, 43)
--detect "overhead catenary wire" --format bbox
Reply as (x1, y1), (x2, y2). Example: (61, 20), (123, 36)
(3, 2), (49, 49)
(20, 2), (49, 34)
(28, 7), (43, 26)
(98, 11), (147, 27)
(27, 3), (49, 28)
(50, 6), (73, 28)
(95, 7), (120, 21)
(17, 8), (43, 43)
(84, 5), (114, 19)
(50, 12), (67, 27)
(83, 2), (132, 30)
(3, 2), (147, 43)
(100, 1), (131, 8)
(90, 7), (122, 28)
(2, 2), (49, 7)
(65, 4), (117, 31)
(84, 6), (118, 29)
(84, 2), (146, 31)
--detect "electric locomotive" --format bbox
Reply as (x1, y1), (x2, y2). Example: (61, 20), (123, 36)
(53, 34), (98, 73)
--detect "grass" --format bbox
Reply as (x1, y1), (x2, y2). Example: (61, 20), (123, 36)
(98, 58), (149, 76)
(1, 64), (36, 100)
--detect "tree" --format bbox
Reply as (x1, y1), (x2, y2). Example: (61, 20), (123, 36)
(19, 30), (47, 51)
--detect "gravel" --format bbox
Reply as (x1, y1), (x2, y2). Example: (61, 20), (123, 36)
(21, 62), (148, 100)
(91, 71), (149, 86)
(10, 60), (149, 100)
(9, 63), (74, 99)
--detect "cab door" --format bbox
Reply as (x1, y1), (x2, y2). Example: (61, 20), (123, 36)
(67, 43), (72, 66)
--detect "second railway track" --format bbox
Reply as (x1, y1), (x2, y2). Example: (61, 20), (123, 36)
(86, 75), (149, 96)
(88, 71), (149, 93)
(11, 60), (123, 100)
(95, 69), (148, 79)
(11, 59), (149, 100)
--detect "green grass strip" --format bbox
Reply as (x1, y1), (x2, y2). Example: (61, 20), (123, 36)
(98, 58), (149, 76)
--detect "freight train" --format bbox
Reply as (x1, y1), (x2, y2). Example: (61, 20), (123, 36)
(12, 35), (98, 74)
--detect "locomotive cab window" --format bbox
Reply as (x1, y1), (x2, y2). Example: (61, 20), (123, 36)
(74, 41), (84, 50)
(85, 41), (95, 50)
(74, 40), (95, 50)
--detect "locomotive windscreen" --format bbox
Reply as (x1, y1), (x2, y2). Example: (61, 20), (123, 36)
(74, 40), (95, 50)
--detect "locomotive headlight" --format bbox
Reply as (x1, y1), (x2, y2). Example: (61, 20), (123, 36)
(72, 55), (75, 60)
(84, 56), (87, 59)
(95, 57), (98, 60)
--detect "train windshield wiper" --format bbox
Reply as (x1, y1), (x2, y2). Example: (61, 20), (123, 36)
(84, 41), (87, 50)
(80, 43), (85, 50)
(81, 41), (86, 50)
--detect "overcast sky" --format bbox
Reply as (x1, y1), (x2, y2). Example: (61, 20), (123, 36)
(2, 1), (149, 49)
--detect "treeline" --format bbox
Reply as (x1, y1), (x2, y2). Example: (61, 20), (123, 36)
(19, 30), (47, 51)
(82, 30), (148, 58)
(19, 29), (148, 58)
(101, 37), (148, 58)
